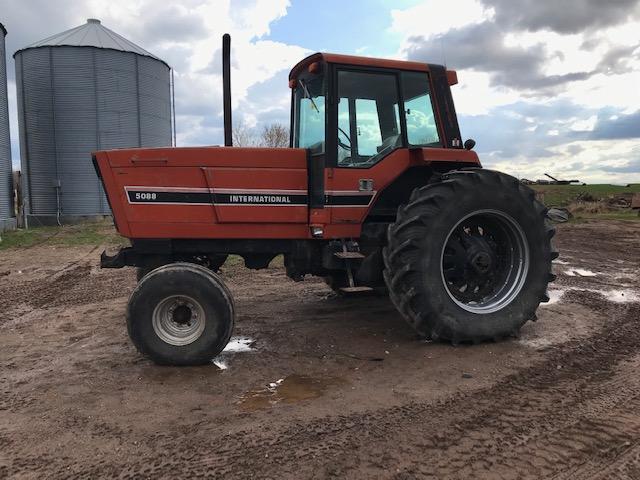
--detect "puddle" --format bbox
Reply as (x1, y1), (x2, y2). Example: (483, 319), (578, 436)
(212, 336), (255, 370)
(540, 287), (639, 307)
(552, 259), (569, 265)
(564, 268), (598, 277)
(212, 361), (229, 370)
(238, 374), (344, 411)
(596, 289), (639, 303)
(223, 337), (254, 353)
(544, 289), (567, 305)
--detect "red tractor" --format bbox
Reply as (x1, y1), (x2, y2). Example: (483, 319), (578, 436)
(94, 35), (556, 365)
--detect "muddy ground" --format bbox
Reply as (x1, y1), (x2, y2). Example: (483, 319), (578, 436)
(1, 219), (639, 479)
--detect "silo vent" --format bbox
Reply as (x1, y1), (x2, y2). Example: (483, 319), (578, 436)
(87, 18), (101, 24)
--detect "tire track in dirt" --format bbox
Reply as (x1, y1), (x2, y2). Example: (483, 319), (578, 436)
(574, 442), (640, 479)
(0, 264), (133, 324)
(6, 295), (639, 479)
(183, 298), (640, 480)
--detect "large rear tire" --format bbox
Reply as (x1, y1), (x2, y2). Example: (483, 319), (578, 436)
(127, 262), (234, 365)
(383, 169), (557, 342)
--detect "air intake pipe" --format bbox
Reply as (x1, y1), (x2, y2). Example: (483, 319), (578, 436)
(222, 33), (232, 147)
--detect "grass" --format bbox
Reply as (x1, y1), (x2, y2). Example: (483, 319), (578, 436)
(569, 211), (640, 223)
(531, 184), (640, 207)
(0, 220), (124, 251)
(529, 183), (640, 222)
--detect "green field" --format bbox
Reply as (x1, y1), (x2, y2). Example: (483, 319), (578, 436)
(531, 183), (640, 207)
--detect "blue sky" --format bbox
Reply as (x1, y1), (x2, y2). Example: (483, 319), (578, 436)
(267, 0), (417, 57)
(2, 0), (639, 183)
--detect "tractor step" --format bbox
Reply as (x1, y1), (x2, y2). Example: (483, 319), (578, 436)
(339, 286), (374, 293)
(334, 251), (365, 259)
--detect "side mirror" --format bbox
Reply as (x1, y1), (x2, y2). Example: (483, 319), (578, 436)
(464, 138), (476, 150)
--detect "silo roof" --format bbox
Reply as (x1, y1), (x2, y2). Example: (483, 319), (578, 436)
(14, 19), (169, 67)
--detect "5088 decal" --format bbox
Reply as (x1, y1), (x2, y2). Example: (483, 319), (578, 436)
(135, 192), (157, 200)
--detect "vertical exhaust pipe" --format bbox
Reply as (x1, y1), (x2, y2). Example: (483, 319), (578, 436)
(222, 33), (232, 147)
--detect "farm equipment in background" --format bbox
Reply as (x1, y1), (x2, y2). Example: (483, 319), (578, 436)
(94, 35), (557, 365)
(521, 174), (581, 185)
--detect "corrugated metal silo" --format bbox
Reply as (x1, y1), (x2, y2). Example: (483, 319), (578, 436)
(14, 19), (173, 222)
(0, 22), (15, 230)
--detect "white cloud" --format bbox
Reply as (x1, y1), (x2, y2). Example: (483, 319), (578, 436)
(557, 71), (640, 113)
(569, 115), (597, 132)
(451, 70), (520, 115)
(392, 0), (640, 183)
(391, 0), (493, 38)
(489, 139), (640, 184)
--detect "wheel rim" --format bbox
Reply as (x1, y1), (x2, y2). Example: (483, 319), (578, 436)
(440, 209), (529, 314)
(152, 295), (206, 346)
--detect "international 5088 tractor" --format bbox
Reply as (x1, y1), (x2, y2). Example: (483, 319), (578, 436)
(94, 35), (557, 365)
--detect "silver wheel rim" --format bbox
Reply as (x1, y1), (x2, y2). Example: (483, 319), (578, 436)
(152, 295), (206, 346)
(440, 209), (530, 314)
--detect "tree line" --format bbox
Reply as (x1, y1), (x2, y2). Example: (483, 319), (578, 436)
(232, 123), (289, 148)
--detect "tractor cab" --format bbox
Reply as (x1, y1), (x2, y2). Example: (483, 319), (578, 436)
(289, 53), (463, 169)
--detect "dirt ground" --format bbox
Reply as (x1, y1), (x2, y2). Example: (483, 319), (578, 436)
(1, 219), (639, 479)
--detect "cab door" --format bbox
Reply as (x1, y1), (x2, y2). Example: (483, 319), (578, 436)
(325, 68), (445, 225)
(325, 68), (403, 224)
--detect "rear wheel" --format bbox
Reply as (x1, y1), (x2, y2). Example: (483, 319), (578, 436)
(383, 169), (556, 342)
(127, 262), (234, 365)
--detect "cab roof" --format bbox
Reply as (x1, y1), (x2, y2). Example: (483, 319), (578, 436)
(289, 52), (457, 85)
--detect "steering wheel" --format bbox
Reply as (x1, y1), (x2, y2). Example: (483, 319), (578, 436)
(338, 127), (351, 150)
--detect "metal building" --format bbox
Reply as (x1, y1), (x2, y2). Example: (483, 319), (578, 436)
(14, 19), (173, 223)
(1, 22), (15, 231)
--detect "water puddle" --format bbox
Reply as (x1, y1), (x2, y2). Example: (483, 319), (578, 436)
(238, 374), (344, 411)
(597, 289), (640, 303)
(212, 336), (255, 370)
(223, 337), (254, 353)
(545, 289), (567, 305)
(541, 287), (639, 306)
(564, 268), (598, 277)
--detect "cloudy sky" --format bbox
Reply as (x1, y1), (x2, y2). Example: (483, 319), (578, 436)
(2, 0), (639, 183)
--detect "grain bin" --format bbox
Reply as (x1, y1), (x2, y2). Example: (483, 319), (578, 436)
(0, 22), (15, 231)
(14, 19), (173, 223)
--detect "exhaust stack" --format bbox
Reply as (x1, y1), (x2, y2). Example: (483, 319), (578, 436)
(222, 33), (232, 147)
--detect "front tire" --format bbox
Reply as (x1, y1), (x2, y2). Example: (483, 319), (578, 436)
(136, 254), (228, 282)
(127, 262), (234, 365)
(383, 169), (556, 343)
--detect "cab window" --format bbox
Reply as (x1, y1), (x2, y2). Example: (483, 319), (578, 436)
(336, 70), (400, 168)
(293, 73), (325, 153)
(401, 71), (440, 146)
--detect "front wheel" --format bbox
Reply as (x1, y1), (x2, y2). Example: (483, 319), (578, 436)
(127, 262), (234, 365)
(136, 254), (228, 282)
(383, 169), (557, 343)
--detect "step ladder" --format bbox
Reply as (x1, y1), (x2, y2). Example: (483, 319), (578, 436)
(334, 240), (373, 294)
